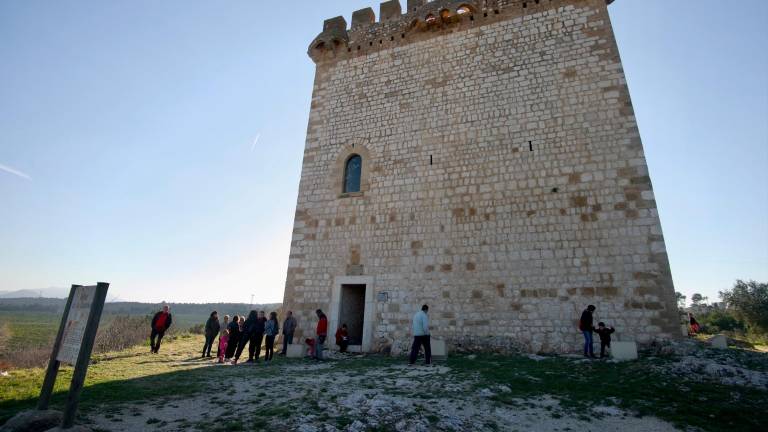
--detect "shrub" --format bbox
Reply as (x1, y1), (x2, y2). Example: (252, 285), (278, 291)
(700, 310), (745, 333)
(721, 280), (768, 334)
(188, 323), (205, 335)
(93, 315), (150, 354)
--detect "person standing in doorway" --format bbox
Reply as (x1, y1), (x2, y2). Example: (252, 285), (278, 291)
(264, 312), (279, 363)
(314, 309), (328, 361)
(202, 311), (220, 358)
(280, 311), (297, 356)
(409, 305), (432, 365)
(579, 305), (597, 358)
(150, 305), (173, 354)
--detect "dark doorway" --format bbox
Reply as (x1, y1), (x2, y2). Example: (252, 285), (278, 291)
(339, 284), (366, 345)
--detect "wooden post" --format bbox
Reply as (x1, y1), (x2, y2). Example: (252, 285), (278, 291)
(38, 285), (80, 410)
(61, 282), (109, 429)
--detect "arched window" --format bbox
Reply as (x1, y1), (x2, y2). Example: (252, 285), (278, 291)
(343, 154), (362, 193)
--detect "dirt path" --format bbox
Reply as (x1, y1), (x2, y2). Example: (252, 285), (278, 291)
(84, 357), (683, 432)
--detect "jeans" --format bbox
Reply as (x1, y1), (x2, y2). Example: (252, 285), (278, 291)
(409, 335), (432, 365)
(583, 331), (594, 356)
(315, 335), (326, 360)
(150, 329), (165, 353)
(281, 333), (294, 354)
(202, 334), (216, 357)
(265, 335), (276, 361)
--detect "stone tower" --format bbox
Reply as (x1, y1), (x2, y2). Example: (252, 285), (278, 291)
(282, 0), (679, 354)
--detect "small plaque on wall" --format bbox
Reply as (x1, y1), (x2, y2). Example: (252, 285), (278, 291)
(346, 264), (364, 276)
(377, 292), (389, 302)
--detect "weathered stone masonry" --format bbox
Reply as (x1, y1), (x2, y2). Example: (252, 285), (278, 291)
(282, 0), (679, 354)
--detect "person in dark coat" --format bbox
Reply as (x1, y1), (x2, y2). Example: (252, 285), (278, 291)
(234, 310), (267, 364)
(224, 315), (241, 360)
(594, 322), (615, 358)
(280, 311), (297, 356)
(150, 305), (173, 354)
(579, 305), (596, 358)
(202, 311), (220, 358)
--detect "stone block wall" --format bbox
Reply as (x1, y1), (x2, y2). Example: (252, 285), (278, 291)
(283, 0), (679, 354)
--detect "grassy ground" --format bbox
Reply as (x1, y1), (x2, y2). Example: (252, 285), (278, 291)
(1, 335), (766, 431)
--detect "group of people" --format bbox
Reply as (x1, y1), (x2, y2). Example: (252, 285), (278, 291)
(205, 310), (297, 364)
(151, 303), (616, 362)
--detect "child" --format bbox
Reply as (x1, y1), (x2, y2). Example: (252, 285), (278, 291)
(305, 337), (315, 358)
(335, 324), (350, 353)
(594, 322), (615, 358)
(217, 315), (230, 363)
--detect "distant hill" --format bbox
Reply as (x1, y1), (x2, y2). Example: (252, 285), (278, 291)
(0, 297), (281, 317)
(0, 288), (69, 299)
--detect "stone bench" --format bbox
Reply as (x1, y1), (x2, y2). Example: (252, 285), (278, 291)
(431, 339), (447, 358)
(709, 335), (728, 349)
(286, 344), (306, 358)
(610, 341), (638, 361)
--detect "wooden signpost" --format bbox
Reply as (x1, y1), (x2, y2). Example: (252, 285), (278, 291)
(38, 282), (109, 429)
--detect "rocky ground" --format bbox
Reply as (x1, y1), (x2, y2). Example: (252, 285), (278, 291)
(83, 356), (680, 432)
(74, 337), (767, 432)
(3, 335), (766, 432)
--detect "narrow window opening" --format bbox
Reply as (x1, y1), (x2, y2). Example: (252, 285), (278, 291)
(551, 187), (559, 193)
(529, 141), (533, 152)
(343, 154), (363, 194)
(429, 155), (433, 165)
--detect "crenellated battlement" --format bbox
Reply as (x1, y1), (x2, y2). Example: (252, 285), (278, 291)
(308, 0), (616, 64)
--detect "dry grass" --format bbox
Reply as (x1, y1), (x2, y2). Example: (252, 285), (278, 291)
(93, 316), (149, 354)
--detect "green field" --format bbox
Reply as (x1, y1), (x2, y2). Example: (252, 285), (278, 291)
(0, 311), (60, 349)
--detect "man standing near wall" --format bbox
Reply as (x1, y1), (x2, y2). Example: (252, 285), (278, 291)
(579, 305), (597, 358)
(409, 305), (431, 366)
(314, 309), (328, 361)
(150, 305), (172, 354)
(280, 311), (297, 356)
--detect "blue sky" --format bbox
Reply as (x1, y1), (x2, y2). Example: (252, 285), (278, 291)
(0, 1), (766, 304)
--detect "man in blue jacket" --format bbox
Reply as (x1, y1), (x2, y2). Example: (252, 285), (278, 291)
(409, 304), (431, 365)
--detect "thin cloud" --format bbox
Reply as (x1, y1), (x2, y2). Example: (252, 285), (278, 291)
(250, 133), (261, 152)
(0, 163), (31, 180)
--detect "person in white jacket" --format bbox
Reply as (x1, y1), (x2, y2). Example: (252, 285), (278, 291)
(409, 304), (432, 365)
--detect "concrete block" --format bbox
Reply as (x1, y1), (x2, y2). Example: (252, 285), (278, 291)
(709, 335), (728, 349)
(431, 339), (447, 357)
(610, 341), (638, 361)
(286, 344), (306, 358)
